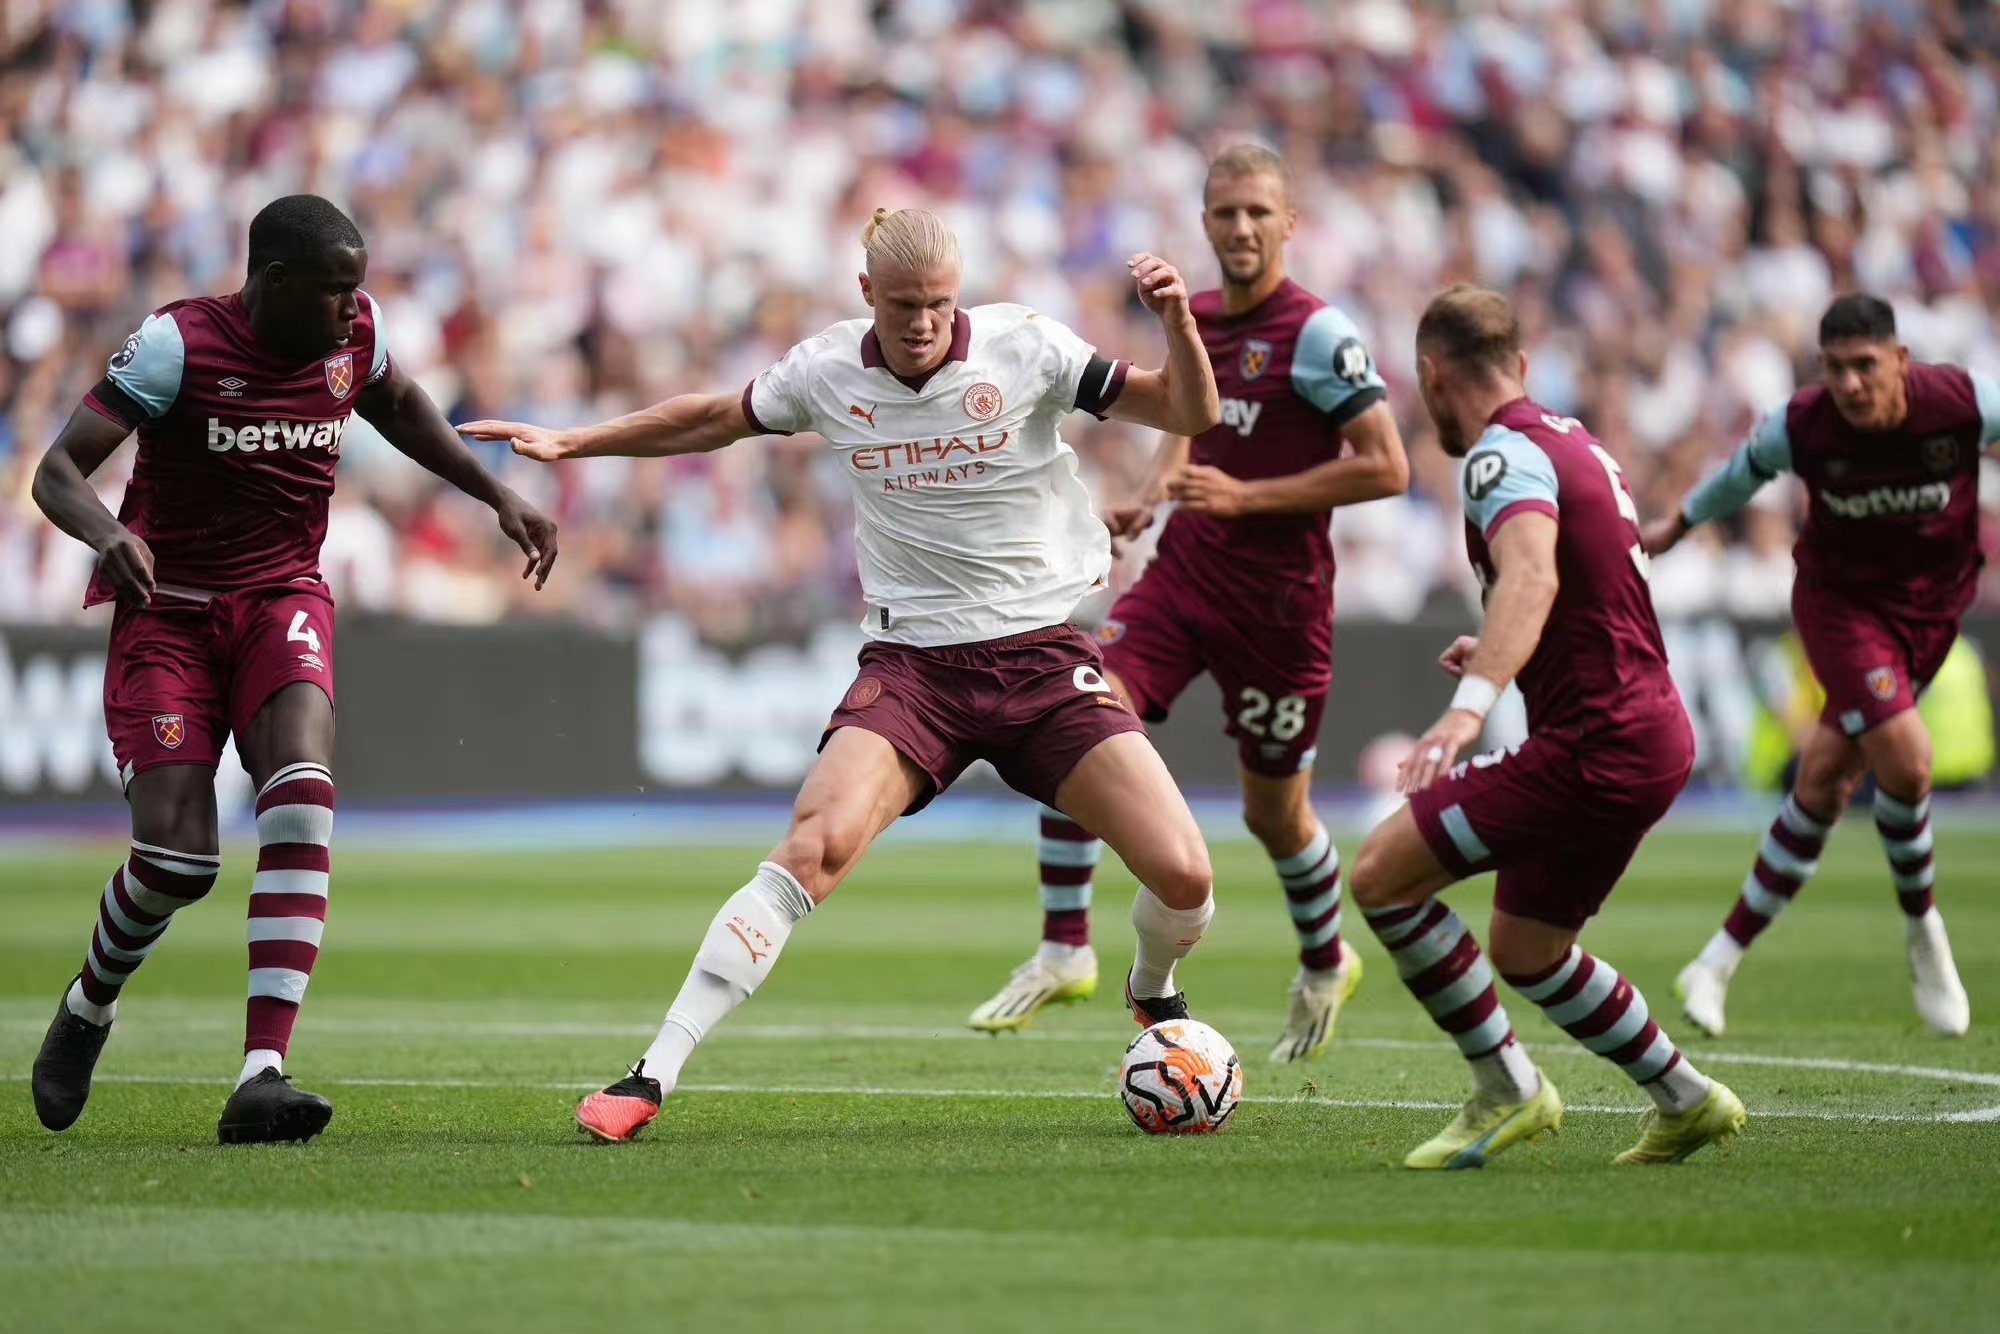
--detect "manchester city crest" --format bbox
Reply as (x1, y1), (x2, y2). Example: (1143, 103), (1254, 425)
(1240, 339), (1273, 381)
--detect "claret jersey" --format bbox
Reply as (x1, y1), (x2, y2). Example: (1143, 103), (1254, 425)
(81, 291), (392, 605)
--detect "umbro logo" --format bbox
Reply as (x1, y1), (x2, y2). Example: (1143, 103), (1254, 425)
(219, 377), (247, 397)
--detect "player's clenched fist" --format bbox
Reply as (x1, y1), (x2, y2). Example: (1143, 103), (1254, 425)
(1129, 253), (1190, 322)
(1437, 636), (1479, 678)
(92, 527), (156, 606)
(460, 419), (572, 463)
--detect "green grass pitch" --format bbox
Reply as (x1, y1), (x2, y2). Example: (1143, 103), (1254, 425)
(3, 827), (1998, 1332)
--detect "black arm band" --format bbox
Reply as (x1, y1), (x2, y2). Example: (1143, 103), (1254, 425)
(1074, 356), (1128, 419)
(85, 377), (148, 430)
(1323, 385), (1386, 431)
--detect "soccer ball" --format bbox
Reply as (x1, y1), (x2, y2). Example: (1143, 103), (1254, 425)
(1119, 1019), (1243, 1135)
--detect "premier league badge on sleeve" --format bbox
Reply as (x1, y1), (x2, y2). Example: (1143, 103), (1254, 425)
(1240, 339), (1272, 381)
(324, 351), (355, 401)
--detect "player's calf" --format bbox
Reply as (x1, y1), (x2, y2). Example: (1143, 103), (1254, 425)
(242, 763), (334, 1089)
(581, 862), (818, 1140)
(1502, 945), (1739, 1162)
(1037, 805), (1097, 950)
(1683, 792), (1833, 1036)
(1125, 886), (1212, 1022)
(34, 843), (221, 1132)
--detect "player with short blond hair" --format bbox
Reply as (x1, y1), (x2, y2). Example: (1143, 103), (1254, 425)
(465, 207), (1224, 1142)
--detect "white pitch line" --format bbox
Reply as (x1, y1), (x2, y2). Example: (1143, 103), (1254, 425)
(0, 1071), (1987, 1123)
(7, 1018), (1997, 1123)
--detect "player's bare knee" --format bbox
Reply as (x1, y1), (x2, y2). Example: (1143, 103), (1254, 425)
(129, 772), (219, 855)
(1349, 832), (1398, 910)
(1486, 927), (1569, 981)
(1240, 800), (1313, 858)
(1877, 753), (1933, 805)
(1146, 837), (1212, 911)
(770, 812), (864, 903)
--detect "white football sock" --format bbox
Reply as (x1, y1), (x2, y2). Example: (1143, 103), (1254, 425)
(1643, 1057), (1714, 1114)
(238, 1049), (283, 1087)
(1469, 1037), (1541, 1101)
(638, 862), (815, 1094)
(1128, 887), (1213, 999)
(65, 977), (116, 1027)
(1036, 940), (1092, 968)
(1696, 929), (1746, 975)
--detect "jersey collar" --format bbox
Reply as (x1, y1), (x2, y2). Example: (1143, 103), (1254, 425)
(861, 308), (971, 392)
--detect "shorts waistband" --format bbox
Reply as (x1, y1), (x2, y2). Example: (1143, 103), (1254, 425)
(877, 623), (1082, 661)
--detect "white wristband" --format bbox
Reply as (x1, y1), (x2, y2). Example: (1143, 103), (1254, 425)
(1450, 674), (1500, 718)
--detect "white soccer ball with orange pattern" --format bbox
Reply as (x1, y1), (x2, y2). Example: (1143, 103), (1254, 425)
(1119, 1019), (1243, 1134)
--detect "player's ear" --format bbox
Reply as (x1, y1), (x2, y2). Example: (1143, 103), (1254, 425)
(858, 271), (874, 309)
(260, 260), (287, 290)
(1282, 207), (1297, 241)
(1517, 348), (1530, 383)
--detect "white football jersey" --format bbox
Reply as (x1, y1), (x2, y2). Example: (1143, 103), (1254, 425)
(744, 304), (1128, 647)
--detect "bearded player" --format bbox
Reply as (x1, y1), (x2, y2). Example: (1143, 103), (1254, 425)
(464, 208), (1221, 1143)
(30, 196), (558, 1144)
(968, 145), (1408, 1064)
(1651, 295), (1987, 1039)
(1348, 285), (1743, 1169)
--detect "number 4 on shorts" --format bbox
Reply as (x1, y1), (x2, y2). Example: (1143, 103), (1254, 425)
(287, 609), (321, 654)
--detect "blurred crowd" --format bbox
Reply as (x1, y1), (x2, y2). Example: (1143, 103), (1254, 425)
(3, 0), (2000, 640)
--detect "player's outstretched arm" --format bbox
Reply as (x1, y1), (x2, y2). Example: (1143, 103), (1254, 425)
(31, 403), (155, 605)
(1399, 512), (1559, 794)
(1104, 254), (1220, 438)
(358, 365), (560, 590)
(1171, 400), (1409, 519)
(461, 392), (756, 466)
(1643, 410), (1792, 556)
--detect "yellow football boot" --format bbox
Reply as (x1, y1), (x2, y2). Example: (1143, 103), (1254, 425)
(968, 949), (1098, 1033)
(1404, 1070), (1564, 1170)
(1614, 1080), (1747, 1165)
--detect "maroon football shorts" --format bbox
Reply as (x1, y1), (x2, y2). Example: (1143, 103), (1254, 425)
(103, 582), (337, 786)
(1096, 556), (1332, 778)
(821, 623), (1147, 813)
(1792, 580), (1959, 739)
(1408, 718), (1693, 930)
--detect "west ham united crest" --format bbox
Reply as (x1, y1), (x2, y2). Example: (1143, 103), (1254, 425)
(152, 714), (186, 750)
(1921, 434), (1958, 476)
(1867, 667), (1898, 701)
(324, 351), (355, 400)
(1240, 339), (1273, 381)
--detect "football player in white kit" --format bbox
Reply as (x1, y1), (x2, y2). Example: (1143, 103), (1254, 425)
(463, 207), (1222, 1141)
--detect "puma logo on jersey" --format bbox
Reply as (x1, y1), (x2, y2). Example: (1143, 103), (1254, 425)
(848, 403), (878, 428)
(1220, 397), (1262, 437)
(726, 917), (771, 964)
(206, 417), (348, 454)
(1820, 482), (1950, 519)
